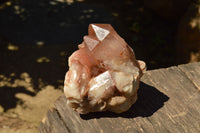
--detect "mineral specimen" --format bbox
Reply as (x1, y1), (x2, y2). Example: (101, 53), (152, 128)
(64, 24), (146, 114)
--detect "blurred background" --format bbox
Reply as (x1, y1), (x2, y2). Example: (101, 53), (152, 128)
(0, 0), (200, 132)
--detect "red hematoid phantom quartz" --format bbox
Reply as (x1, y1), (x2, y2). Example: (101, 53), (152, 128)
(64, 24), (146, 114)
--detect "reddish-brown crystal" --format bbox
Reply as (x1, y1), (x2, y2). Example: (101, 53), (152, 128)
(64, 24), (146, 114)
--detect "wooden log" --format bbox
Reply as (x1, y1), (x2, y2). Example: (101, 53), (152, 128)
(39, 63), (200, 133)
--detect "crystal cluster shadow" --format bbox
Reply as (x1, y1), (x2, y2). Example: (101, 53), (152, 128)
(80, 82), (169, 120)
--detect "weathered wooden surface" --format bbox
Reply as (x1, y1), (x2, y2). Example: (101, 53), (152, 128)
(39, 62), (200, 133)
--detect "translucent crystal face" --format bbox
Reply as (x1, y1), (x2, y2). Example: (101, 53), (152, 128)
(89, 71), (114, 92)
(83, 36), (99, 51)
(64, 24), (146, 114)
(87, 24), (138, 66)
(91, 24), (110, 41)
(88, 71), (115, 103)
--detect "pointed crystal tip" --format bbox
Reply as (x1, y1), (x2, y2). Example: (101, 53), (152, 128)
(84, 36), (99, 51)
(91, 24), (110, 41)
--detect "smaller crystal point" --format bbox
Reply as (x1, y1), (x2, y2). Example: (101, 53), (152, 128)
(91, 24), (110, 41)
(84, 36), (99, 51)
(64, 24), (146, 114)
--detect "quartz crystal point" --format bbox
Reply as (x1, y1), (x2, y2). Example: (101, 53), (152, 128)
(64, 24), (146, 114)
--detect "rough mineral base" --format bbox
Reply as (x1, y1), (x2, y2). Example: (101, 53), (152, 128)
(64, 24), (146, 114)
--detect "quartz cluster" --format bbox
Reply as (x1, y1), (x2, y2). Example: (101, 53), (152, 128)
(64, 24), (146, 114)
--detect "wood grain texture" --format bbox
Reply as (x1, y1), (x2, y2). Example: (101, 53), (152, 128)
(39, 108), (69, 133)
(142, 66), (200, 133)
(39, 63), (200, 133)
(178, 62), (200, 90)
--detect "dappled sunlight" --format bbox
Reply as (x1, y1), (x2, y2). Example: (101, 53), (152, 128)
(55, 0), (72, 4)
(112, 12), (119, 17)
(0, 1), (12, 10)
(57, 79), (64, 89)
(50, 0), (75, 5)
(60, 51), (66, 56)
(14, 5), (25, 15)
(49, 1), (58, 6)
(13, 85), (63, 125)
(7, 43), (19, 51)
(57, 79), (64, 84)
(36, 41), (45, 47)
(0, 72), (34, 93)
(0, 71), (63, 125)
(0, 37), (67, 93)
(37, 78), (47, 89)
(0, 0), (112, 44)
(36, 57), (51, 63)
(66, 0), (74, 5)
(189, 18), (200, 29)
(82, 9), (94, 13)
(0, 38), (66, 130)
(0, 71), (63, 100)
